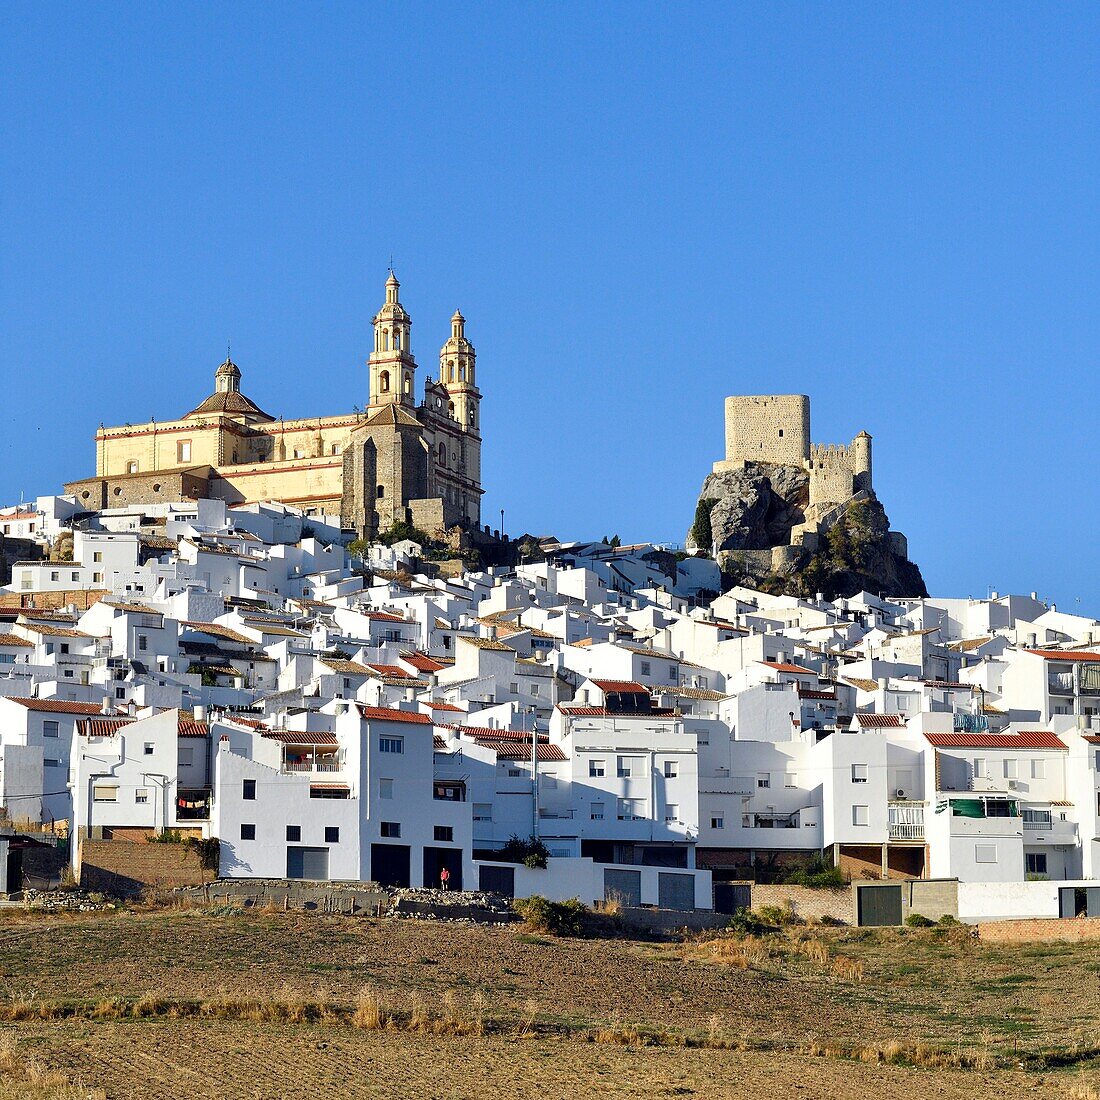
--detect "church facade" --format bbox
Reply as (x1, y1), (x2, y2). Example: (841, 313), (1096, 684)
(65, 274), (484, 538)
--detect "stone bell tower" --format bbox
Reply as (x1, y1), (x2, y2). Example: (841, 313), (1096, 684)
(439, 309), (482, 497)
(368, 271), (417, 408)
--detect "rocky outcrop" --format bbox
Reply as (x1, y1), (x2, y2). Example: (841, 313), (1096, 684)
(687, 462), (927, 600)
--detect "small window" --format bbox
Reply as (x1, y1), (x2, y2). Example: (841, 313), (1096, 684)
(1031, 759), (1046, 780)
(178, 747), (194, 766)
(974, 758), (988, 778)
(138, 634), (148, 652)
(93, 552), (103, 563)
(757, 773), (771, 789)
(144, 743), (154, 756)
(381, 821), (401, 838)
(135, 789), (149, 804)
(241, 823), (256, 840)
(711, 815), (724, 830)
(44, 758), (62, 768)
(379, 778), (394, 799)
(50, 571), (59, 581)
(1026, 852), (1047, 875)
(663, 761), (678, 779)
(93, 784), (118, 802)
(975, 843), (997, 864)
(243, 779), (256, 800)
(1004, 759), (1018, 780)
(379, 736), (403, 754)
(128, 461), (138, 474)
(590, 802), (605, 820)
(589, 759), (605, 778)
(639, 661), (651, 676)
(852, 804), (870, 826)
(433, 826), (453, 842)
(325, 826), (340, 843)
(42, 721), (59, 739)
(177, 441), (191, 463)
(286, 825), (301, 841)
(473, 803), (492, 822)
(115, 687), (126, 700)
(851, 763), (868, 784)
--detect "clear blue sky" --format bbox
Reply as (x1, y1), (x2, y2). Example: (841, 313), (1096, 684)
(2, 5), (1098, 611)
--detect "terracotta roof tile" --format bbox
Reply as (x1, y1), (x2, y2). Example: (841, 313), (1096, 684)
(856, 713), (905, 728)
(355, 705), (432, 725)
(925, 731), (1066, 750)
(5, 698), (104, 715)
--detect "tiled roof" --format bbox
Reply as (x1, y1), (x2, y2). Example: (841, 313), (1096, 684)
(925, 731), (1066, 750)
(177, 719), (209, 738)
(182, 622), (254, 645)
(844, 678), (880, 692)
(1026, 649), (1100, 662)
(0, 635), (34, 648)
(401, 652), (448, 673)
(309, 783), (350, 792)
(77, 717), (134, 737)
(948, 636), (994, 652)
(558, 705), (677, 718)
(461, 637), (513, 652)
(366, 663), (414, 678)
(590, 679), (649, 694)
(5, 698), (104, 715)
(365, 611), (409, 623)
(103, 601), (161, 616)
(661, 687), (730, 701)
(433, 735), (448, 750)
(491, 742), (567, 762)
(19, 623), (92, 639)
(427, 701), (464, 712)
(321, 658), (372, 676)
(855, 713), (905, 728)
(355, 705), (432, 725)
(798, 689), (837, 701)
(760, 661), (816, 675)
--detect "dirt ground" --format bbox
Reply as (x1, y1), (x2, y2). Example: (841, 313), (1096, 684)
(0, 909), (1097, 1098)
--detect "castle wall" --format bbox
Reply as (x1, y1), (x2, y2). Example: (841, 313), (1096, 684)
(723, 395), (809, 468)
(808, 444), (857, 506)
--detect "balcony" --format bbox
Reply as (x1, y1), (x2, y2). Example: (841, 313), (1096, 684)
(888, 802), (925, 840)
(176, 789), (211, 821)
(282, 755), (343, 775)
(1048, 672), (1075, 696)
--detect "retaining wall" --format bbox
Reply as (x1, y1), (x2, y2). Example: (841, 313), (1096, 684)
(978, 918), (1100, 944)
(79, 840), (211, 897)
(751, 884), (851, 923)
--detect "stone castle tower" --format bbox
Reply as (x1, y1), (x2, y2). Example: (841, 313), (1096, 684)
(713, 394), (872, 507)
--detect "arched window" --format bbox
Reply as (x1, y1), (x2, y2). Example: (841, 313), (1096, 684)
(448, 401), (455, 418)
(459, 364), (466, 381)
(438, 442), (446, 466)
(376, 485), (385, 498)
(379, 370), (390, 393)
(469, 410), (476, 427)
(404, 373), (411, 395)
(382, 331), (389, 351)
(393, 329), (401, 350)
(448, 361), (455, 382)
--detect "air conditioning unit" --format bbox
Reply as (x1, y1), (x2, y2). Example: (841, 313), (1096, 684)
(895, 788), (907, 799)
(1006, 780), (1018, 790)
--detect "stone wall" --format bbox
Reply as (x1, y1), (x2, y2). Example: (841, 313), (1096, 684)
(0, 589), (108, 611)
(79, 840), (212, 897)
(721, 394), (809, 470)
(180, 878), (389, 915)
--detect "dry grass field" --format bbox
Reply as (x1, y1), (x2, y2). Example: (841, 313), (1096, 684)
(0, 906), (1098, 1098)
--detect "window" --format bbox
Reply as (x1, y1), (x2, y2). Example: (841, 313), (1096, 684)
(50, 571), (59, 581)
(434, 826), (453, 842)
(331, 444), (341, 456)
(138, 634), (148, 652)
(178, 747), (194, 766)
(93, 573), (104, 584)
(852, 805), (870, 826)
(379, 778), (394, 799)
(243, 779), (256, 800)
(241, 823), (256, 840)
(507, 768), (522, 777)
(1004, 759), (1018, 780)
(380, 821), (401, 838)
(379, 736), (404, 754)
(617, 756), (640, 778)
(1031, 759), (1046, 780)
(325, 826), (340, 843)
(617, 798), (642, 820)
(286, 825), (301, 841)
(974, 758), (988, 778)
(42, 721), (59, 739)
(44, 758), (62, 768)
(665, 804), (679, 822)
(975, 844), (997, 864)
(532, 684), (539, 696)
(757, 773), (771, 789)
(589, 759), (605, 778)
(177, 441), (191, 463)
(93, 552), (103, 563)
(144, 743), (154, 756)
(128, 461), (139, 473)
(135, 789), (149, 804)
(1026, 852), (1048, 875)
(851, 763), (868, 784)
(93, 784), (118, 802)
(473, 803), (492, 822)
(710, 815), (725, 830)
(639, 661), (651, 676)
(115, 687), (126, 700)
(590, 802), (605, 820)
(71, 572), (79, 582)
(509, 681), (518, 694)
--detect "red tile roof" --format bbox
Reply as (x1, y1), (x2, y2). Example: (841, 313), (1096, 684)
(557, 705), (677, 718)
(427, 701), (464, 712)
(262, 730), (339, 746)
(177, 719), (209, 738)
(77, 717), (134, 737)
(924, 731), (1066, 750)
(1027, 649), (1100, 662)
(366, 663), (414, 678)
(590, 679), (649, 694)
(5, 698), (104, 715)
(401, 652), (448, 672)
(760, 661), (816, 675)
(493, 742), (567, 762)
(355, 705), (432, 725)
(365, 611), (409, 623)
(856, 713), (905, 728)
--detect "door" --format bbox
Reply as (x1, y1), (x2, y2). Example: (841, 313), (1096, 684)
(478, 864), (515, 897)
(857, 884), (902, 926)
(713, 883), (752, 914)
(658, 872), (695, 911)
(604, 868), (642, 906)
(423, 848), (463, 892)
(371, 843), (411, 888)
(286, 847), (329, 880)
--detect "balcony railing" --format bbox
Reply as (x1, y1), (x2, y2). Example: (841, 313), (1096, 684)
(888, 802), (925, 840)
(1048, 673), (1075, 695)
(282, 756), (342, 774)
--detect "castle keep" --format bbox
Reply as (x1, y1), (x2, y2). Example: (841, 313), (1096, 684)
(713, 394), (872, 506)
(66, 274), (483, 538)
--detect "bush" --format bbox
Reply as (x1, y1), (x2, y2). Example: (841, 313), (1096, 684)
(905, 913), (935, 928)
(726, 907), (768, 936)
(497, 835), (550, 869)
(772, 855), (846, 889)
(513, 896), (590, 937)
(757, 902), (802, 927)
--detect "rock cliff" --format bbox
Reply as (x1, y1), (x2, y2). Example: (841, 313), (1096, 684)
(686, 463), (927, 600)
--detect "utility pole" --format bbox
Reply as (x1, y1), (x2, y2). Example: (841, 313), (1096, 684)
(528, 706), (538, 839)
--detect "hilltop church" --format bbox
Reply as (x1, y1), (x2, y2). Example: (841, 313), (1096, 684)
(66, 274), (484, 538)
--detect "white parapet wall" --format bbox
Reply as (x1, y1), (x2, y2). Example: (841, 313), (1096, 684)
(957, 879), (1086, 922)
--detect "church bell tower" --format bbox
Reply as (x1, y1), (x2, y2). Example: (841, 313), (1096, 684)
(368, 271), (416, 408)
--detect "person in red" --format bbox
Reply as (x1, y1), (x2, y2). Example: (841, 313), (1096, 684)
(440, 866), (451, 891)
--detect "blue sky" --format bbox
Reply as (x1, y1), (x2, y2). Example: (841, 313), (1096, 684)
(2, 5), (1098, 611)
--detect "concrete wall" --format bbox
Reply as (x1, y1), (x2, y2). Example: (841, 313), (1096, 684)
(957, 879), (1071, 922)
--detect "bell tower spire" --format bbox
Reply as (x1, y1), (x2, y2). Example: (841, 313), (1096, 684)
(368, 271), (416, 408)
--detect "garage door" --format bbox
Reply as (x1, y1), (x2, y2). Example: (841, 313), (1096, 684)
(479, 865), (515, 896)
(604, 868), (642, 906)
(658, 872), (695, 911)
(370, 843), (411, 888)
(857, 884), (902, 926)
(713, 883), (752, 914)
(286, 846), (329, 881)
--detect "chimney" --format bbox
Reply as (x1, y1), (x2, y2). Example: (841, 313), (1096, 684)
(1027, 633), (1037, 648)
(776, 650), (788, 665)
(193, 704), (206, 722)
(1030, 591), (1038, 600)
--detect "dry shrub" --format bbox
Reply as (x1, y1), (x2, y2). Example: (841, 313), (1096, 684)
(1069, 1083), (1100, 1100)
(831, 956), (864, 982)
(690, 934), (770, 969)
(593, 1025), (648, 1047)
(131, 992), (167, 1018)
(0, 1037), (106, 1099)
(797, 937), (830, 966)
(353, 987), (386, 1031)
(516, 998), (538, 1038)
